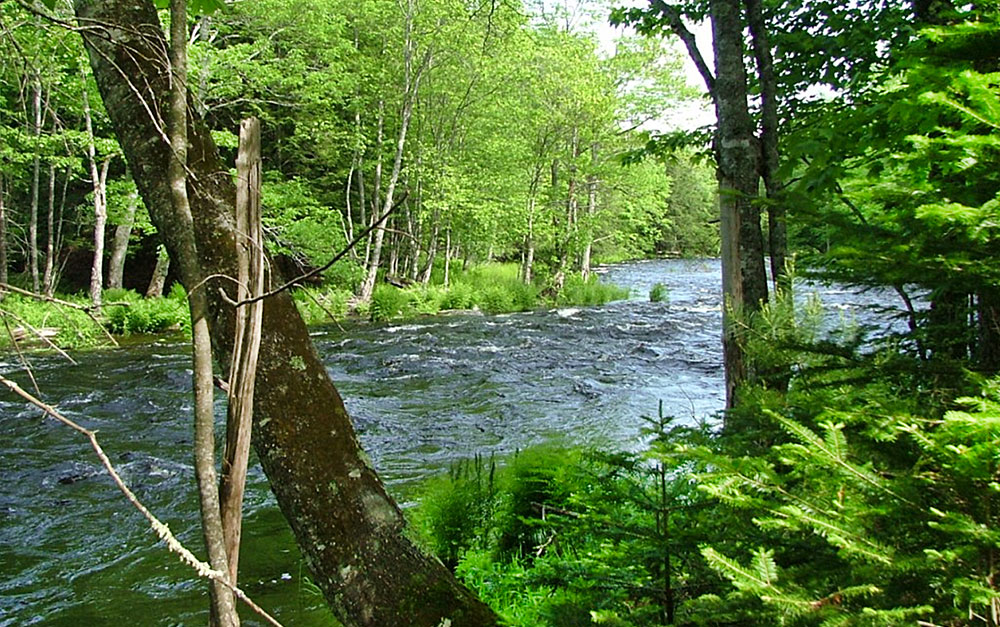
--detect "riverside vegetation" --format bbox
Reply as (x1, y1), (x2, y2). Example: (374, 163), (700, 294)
(412, 292), (1000, 625)
(0, 261), (629, 349)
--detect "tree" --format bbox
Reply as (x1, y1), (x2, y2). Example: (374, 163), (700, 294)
(73, 0), (497, 624)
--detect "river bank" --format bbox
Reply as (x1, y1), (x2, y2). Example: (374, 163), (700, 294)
(0, 258), (904, 625)
(0, 262), (630, 351)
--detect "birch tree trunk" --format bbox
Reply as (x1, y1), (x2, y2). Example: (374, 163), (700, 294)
(146, 245), (170, 298)
(0, 173), (7, 287)
(359, 0), (426, 302)
(29, 76), (42, 294)
(107, 185), (138, 290)
(42, 162), (57, 296)
(581, 142), (598, 280)
(81, 70), (110, 310)
(74, 2), (497, 624)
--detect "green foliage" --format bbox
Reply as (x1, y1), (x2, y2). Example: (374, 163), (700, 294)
(0, 293), (105, 349)
(103, 289), (188, 336)
(556, 275), (629, 307)
(291, 287), (353, 325)
(648, 282), (668, 303)
(369, 285), (414, 322)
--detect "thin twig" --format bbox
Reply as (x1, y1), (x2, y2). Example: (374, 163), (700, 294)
(221, 193), (407, 309)
(1, 315), (40, 395)
(0, 375), (285, 627)
(0, 283), (121, 347)
(0, 309), (77, 364)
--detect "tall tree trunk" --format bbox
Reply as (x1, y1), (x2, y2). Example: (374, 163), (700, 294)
(74, 2), (497, 625)
(29, 76), (42, 293)
(443, 226), (452, 288)
(359, 3), (425, 303)
(42, 162), (57, 296)
(146, 245), (170, 298)
(711, 0), (768, 408)
(0, 173), (7, 287)
(167, 0), (239, 623)
(81, 69), (110, 310)
(364, 101), (384, 272)
(745, 0), (787, 293)
(522, 200), (535, 284)
(419, 210), (439, 284)
(107, 184), (138, 290)
(581, 142), (598, 280)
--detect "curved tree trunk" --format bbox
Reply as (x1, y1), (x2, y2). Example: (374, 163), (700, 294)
(74, 2), (497, 625)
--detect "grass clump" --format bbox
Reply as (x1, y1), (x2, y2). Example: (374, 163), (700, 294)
(649, 282), (668, 303)
(556, 274), (628, 306)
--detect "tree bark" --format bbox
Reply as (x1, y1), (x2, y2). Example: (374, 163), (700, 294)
(146, 245), (170, 298)
(75, 2), (497, 625)
(219, 118), (265, 587)
(107, 184), (138, 290)
(42, 162), (57, 296)
(745, 0), (787, 293)
(581, 142), (598, 280)
(81, 71), (110, 310)
(711, 0), (768, 408)
(29, 76), (42, 294)
(0, 173), (7, 287)
(167, 0), (239, 623)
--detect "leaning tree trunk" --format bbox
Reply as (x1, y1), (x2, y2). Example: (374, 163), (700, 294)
(74, 2), (497, 625)
(146, 245), (170, 298)
(711, 0), (768, 408)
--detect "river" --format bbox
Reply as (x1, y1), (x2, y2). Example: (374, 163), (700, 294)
(0, 259), (903, 625)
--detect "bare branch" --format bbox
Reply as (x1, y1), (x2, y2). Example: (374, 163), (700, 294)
(221, 192), (406, 308)
(0, 375), (285, 627)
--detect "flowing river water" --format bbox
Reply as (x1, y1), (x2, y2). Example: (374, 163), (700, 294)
(0, 259), (902, 625)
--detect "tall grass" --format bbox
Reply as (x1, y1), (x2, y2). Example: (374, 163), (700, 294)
(555, 274), (629, 306)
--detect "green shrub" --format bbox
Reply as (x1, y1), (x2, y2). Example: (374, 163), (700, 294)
(0, 292), (105, 348)
(557, 275), (628, 306)
(441, 283), (476, 310)
(103, 290), (188, 335)
(476, 285), (515, 314)
(370, 284), (412, 322)
(409, 286), (446, 316)
(292, 286), (352, 325)
(649, 282), (668, 303)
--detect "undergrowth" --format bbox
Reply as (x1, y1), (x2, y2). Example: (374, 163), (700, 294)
(412, 294), (1000, 626)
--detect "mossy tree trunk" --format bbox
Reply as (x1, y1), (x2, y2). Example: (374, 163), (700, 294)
(74, 1), (498, 625)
